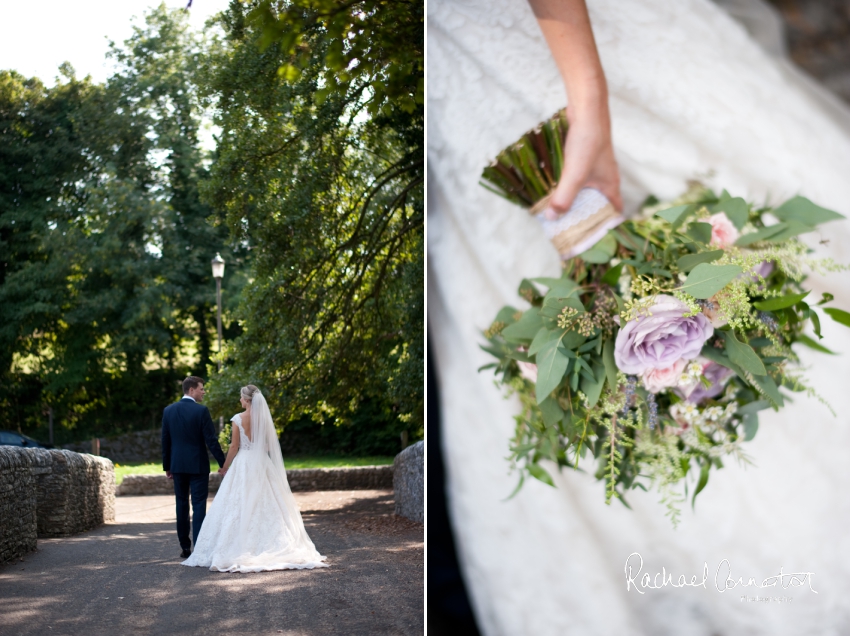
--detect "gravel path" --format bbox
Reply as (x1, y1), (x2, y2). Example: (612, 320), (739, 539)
(0, 490), (423, 635)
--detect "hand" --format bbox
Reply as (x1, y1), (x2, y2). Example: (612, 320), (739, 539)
(218, 466), (227, 475)
(166, 471), (173, 480)
(547, 104), (622, 217)
(527, 0), (623, 216)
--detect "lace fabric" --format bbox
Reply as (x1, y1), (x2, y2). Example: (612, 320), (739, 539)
(232, 414), (253, 450)
(181, 410), (328, 573)
(429, 0), (850, 634)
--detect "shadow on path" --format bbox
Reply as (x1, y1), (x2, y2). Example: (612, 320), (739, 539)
(0, 490), (423, 636)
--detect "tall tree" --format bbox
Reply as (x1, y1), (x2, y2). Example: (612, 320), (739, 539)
(0, 6), (246, 440)
(201, 1), (423, 438)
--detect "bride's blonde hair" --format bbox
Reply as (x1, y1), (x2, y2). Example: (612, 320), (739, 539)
(240, 384), (261, 402)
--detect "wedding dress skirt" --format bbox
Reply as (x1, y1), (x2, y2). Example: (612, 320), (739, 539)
(429, 0), (850, 634)
(182, 416), (328, 573)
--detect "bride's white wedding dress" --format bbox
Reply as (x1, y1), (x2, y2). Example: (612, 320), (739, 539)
(182, 393), (328, 573)
(429, 0), (850, 634)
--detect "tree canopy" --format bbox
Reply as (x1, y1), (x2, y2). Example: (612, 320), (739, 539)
(203, 0), (423, 440)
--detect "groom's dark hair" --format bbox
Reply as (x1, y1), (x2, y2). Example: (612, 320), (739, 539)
(182, 376), (205, 394)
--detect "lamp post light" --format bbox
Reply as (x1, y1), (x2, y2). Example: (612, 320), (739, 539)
(211, 253), (225, 433)
(211, 253), (225, 370)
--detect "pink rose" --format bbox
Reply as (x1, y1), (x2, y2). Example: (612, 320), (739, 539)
(517, 361), (538, 383)
(708, 212), (739, 248)
(641, 358), (687, 393)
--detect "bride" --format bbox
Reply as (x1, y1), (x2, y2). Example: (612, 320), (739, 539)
(182, 385), (328, 572)
(430, 0), (850, 633)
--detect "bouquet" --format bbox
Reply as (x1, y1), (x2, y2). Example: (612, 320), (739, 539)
(480, 112), (850, 525)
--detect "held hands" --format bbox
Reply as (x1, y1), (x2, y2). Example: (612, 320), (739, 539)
(218, 466), (228, 475)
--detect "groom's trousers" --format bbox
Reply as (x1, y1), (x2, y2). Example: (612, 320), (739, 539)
(172, 472), (209, 549)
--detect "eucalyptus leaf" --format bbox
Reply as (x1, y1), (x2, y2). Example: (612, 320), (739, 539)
(534, 277), (579, 299)
(750, 373), (783, 408)
(579, 232), (617, 264)
(539, 397), (564, 427)
(535, 338), (570, 403)
(752, 291), (809, 311)
(655, 204), (692, 229)
(680, 263), (743, 299)
(722, 331), (766, 376)
(528, 327), (559, 356)
(518, 278), (542, 303)
(686, 222), (713, 244)
(743, 413), (759, 441)
(710, 197), (749, 229)
(764, 219), (815, 242)
(676, 250), (724, 272)
(735, 223), (788, 247)
(501, 309), (543, 341)
(700, 345), (745, 379)
(735, 400), (770, 415)
(494, 306), (521, 325)
(561, 330), (586, 351)
(773, 196), (845, 226)
(580, 362), (606, 408)
(507, 349), (533, 362)
(614, 227), (645, 252)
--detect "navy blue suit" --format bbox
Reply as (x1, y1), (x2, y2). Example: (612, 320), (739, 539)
(161, 397), (226, 550)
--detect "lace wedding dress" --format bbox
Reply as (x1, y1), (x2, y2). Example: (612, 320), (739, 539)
(429, 0), (850, 634)
(182, 392), (328, 573)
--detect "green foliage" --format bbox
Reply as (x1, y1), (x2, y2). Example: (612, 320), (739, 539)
(0, 6), (245, 441)
(247, 0), (423, 118)
(199, 2), (422, 442)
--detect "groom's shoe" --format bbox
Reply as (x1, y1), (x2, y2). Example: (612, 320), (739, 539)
(180, 548), (192, 558)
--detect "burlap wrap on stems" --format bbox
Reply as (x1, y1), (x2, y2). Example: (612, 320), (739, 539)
(526, 190), (624, 260)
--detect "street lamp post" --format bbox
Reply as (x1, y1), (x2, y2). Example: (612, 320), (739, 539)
(211, 253), (225, 432)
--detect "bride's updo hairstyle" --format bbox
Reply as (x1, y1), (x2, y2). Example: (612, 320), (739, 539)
(241, 384), (261, 402)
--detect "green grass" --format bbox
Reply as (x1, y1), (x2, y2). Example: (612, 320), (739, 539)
(113, 455), (395, 485)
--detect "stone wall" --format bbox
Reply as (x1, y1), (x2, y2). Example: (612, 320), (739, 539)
(0, 447), (39, 564)
(0, 447), (115, 563)
(33, 450), (115, 537)
(63, 429), (164, 464)
(116, 465), (394, 496)
(393, 441), (424, 523)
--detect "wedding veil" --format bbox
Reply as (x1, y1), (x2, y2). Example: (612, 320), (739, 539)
(250, 388), (287, 472)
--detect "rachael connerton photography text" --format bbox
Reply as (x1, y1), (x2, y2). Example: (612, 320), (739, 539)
(624, 552), (818, 594)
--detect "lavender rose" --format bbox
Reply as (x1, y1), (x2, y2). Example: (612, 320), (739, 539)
(677, 358), (735, 404)
(614, 295), (714, 375)
(752, 260), (774, 280)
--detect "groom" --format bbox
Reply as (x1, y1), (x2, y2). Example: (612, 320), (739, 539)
(161, 376), (226, 558)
